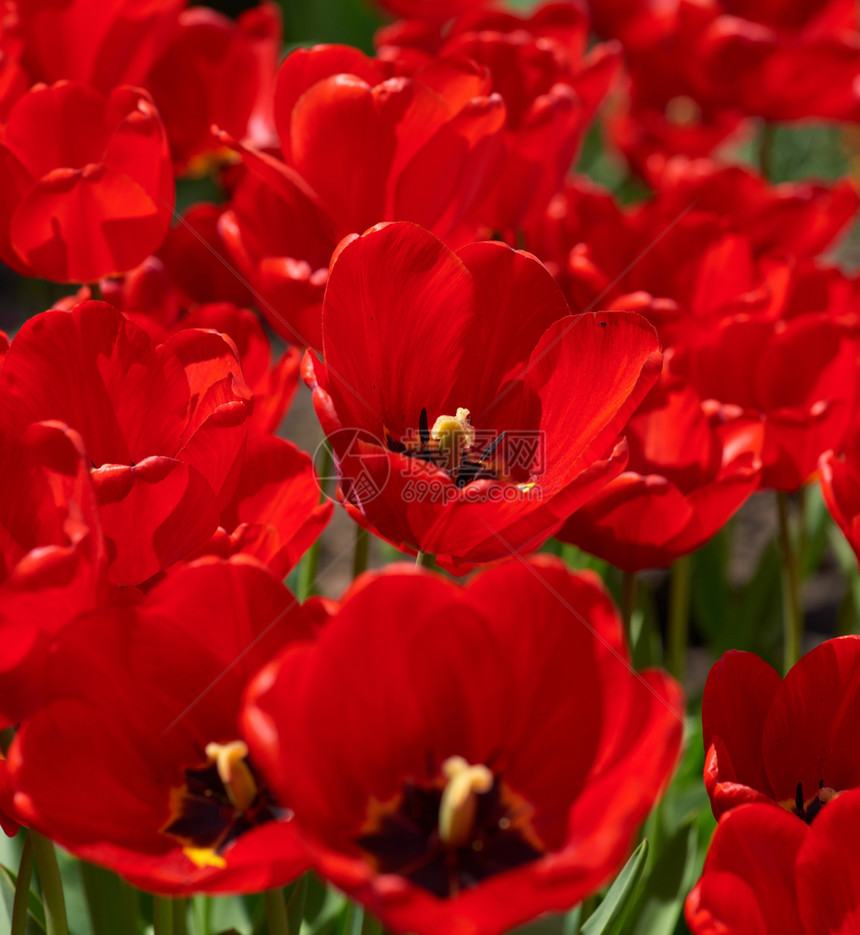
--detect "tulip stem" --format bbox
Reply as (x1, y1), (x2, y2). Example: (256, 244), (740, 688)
(265, 888), (290, 935)
(152, 896), (173, 935)
(758, 122), (776, 179)
(777, 491), (803, 673)
(30, 832), (69, 935)
(299, 442), (333, 598)
(298, 540), (320, 598)
(415, 551), (435, 569)
(173, 898), (188, 935)
(80, 861), (140, 935)
(353, 525), (370, 579)
(620, 571), (637, 643)
(11, 832), (34, 935)
(667, 554), (692, 683)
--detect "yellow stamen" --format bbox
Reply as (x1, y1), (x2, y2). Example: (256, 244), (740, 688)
(438, 755), (493, 849)
(431, 408), (475, 454)
(183, 846), (227, 869)
(665, 95), (702, 126)
(205, 740), (257, 812)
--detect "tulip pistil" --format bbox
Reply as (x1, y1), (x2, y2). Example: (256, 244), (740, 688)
(162, 739), (288, 861)
(386, 407), (511, 487)
(792, 779), (842, 824)
(356, 754), (544, 898)
(438, 756), (494, 848)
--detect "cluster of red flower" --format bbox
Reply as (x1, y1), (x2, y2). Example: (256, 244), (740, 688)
(0, 0), (858, 932)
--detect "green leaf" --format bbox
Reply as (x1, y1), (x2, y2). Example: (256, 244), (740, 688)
(78, 862), (141, 935)
(626, 821), (700, 935)
(580, 840), (649, 935)
(297, 876), (350, 935)
(0, 861), (47, 934)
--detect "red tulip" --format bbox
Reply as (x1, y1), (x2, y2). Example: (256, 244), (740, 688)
(377, 2), (621, 230)
(559, 369), (763, 571)
(675, 308), (858, 491)
(0, 420), (106, 725)
(594, 0), (860, 123)
(702, 639), (860, 821)
(525, 161), (859, 340)
(7, 558), (320, 894)
(0, 754), (18, 837)
(157, 202), (255, 310)
(15, 0), (183, 92)
(0, 15), (27, 121)
(57, 282), (299, 436)
(217, 45), (506, 348)
(178, 303), (300, 436)
(146, 3), (281, 173)
(196, 433), (333, 579)
(0, 81), (174, 283)
(820, 430), (860, 566)
(686, 789), (860, 934)
(0, 301), (252, 586)
(303, 221), (661, 571)
(243, 557), (684, 935)
(372, 0), (491, 22)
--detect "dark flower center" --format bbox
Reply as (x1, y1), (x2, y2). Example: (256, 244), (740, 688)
(385, 407), (511, 488)
(162, 740), (287, 866)
(793, 780), (841, 825)
(355, 755), (544, 898)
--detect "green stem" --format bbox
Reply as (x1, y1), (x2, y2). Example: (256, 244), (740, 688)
(352, 525), (370, 579)
(264, 888), (290, 935)
(415, 551), (435, 569)
(777, 491), (803, 673)
(11, 833), (34, 935)
(758, 122), (776, 179)
(620, 571), (637, 644)
(122, 883), (140, 935)
(667, 554), (692, 683)
(173, 898), (188, 935)
(30, 832), (69, 935)
(578, 894), (597, 930)
(316, 440), (333, 499)
(152, 896), (173, 935)
(297, 538), (320, 597)
(285, 874), (309, 934)
(299, 442), (334, 598)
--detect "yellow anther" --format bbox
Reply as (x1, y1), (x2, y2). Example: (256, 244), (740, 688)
(205, 740), (257, 812)
(183, 846), (227, 870)
(438, 755), (493, 849)
(665, 95), (702, 126)
(431, 408), (475, 453)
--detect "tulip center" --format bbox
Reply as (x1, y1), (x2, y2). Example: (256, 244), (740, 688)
(355, 755), (544, 898)
(386, 407), (513, 487)
(162, 740), (287, 867)
(665, 95), (702, 126)
(792, 780), (842, 824)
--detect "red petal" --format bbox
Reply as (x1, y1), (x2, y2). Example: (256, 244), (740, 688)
(702, 651), (782, 815)
(93, 457), (220, 586)
(685, 804), (805, 935)
(762, 636), (860, 804)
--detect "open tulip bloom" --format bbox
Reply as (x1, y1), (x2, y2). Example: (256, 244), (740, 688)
(702, 637), (860, 821)
(686, 789), (860, 934)
(303, 221), (662, 571)
(242, 557), (684, 935)
(5, 558), (321, 894)
(1, 0), (859, 932)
